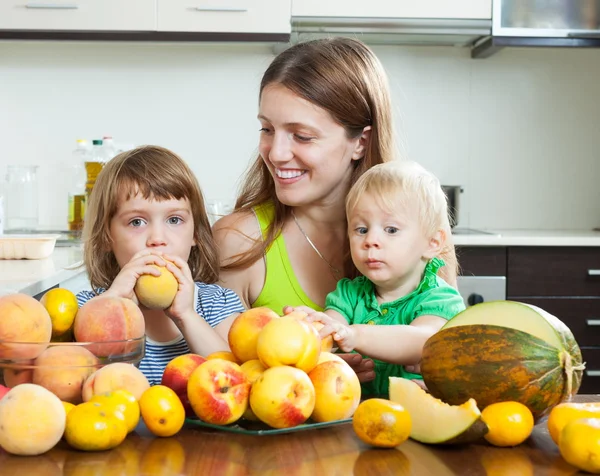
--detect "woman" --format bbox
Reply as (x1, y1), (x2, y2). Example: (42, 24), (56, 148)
(214, 38), (457, 382)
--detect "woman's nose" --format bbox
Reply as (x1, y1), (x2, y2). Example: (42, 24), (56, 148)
(268, 132), (294, 164)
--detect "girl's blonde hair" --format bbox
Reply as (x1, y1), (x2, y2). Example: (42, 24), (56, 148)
(83, 145), (218, 291)
(346, 161), (451, 240)
(225, 37), (396, 276)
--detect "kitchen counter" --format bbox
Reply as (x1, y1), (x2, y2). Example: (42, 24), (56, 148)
(453, 229), (600, 247)
(0, 246), (86, 297)
(0, 394), (595, 475)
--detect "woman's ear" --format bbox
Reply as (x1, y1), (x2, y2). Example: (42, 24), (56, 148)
(423, 229), (446, 259)
(351, 126), (372, 161)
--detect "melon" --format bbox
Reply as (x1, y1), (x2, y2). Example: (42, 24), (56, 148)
(389, 377), (488, 444)
(421, 301), (584, 420)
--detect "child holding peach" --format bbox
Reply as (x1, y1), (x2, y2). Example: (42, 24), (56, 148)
(290, 161), (466, 397)
(77, 145), (244, 385)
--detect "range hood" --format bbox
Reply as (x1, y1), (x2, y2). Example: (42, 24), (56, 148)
(291, 17), (492, 47)
(473, 0), (600, 58)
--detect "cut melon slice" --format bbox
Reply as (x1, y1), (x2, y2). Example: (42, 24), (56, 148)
(389, 377), (487, 444)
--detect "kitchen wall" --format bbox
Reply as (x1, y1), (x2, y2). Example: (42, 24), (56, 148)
(1, 40), (599, 231)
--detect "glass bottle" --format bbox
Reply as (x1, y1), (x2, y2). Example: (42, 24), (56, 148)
(85, 139), (106, 198)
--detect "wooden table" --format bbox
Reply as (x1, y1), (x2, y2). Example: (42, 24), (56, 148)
(1, 395), (596, 475)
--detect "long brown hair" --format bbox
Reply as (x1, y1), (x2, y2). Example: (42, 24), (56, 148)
(83, 145), (218, 290)
(225, 37), (396, 274)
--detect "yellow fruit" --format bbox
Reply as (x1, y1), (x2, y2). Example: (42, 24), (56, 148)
(481, 401), (534, 447)
(40, 288), (79, 339)
(559, 418), (600, 474)
(64, 401), (128, 451)
(547, 402), (600, 445)
(352, 398), (411, 448)
(90, 389), (140, 433)
(62, 401), (76, 416)
(139, 385), (185, 437)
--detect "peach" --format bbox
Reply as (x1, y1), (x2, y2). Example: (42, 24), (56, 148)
(256, 315), (321, 373)
(228, 307), (279, 363)
(161, 353), (207, 417)
(32, 345), (100, 404)
(287, 310), (334, 353)
(206, 350), (240, 363)
(73, 296), (145, 356)
(82, 362), (150, 401)
(249, 365), (315, 429)
(187, 359), (250, 425)
(0, 293), (52, 360)
(2, 364), (34, 387)
(0, 383), (66, 455)
(239, 359), (267, 421)
(134, 265), (178, 310)
(308, 360), (361, 422)
(316, 351), (345, 365)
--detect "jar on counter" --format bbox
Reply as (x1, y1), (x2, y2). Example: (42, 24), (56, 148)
(4, 165), (39, 232)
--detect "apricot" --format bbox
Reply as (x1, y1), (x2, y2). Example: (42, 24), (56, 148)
(0, 293), (52, 360)
(73, 296), (145, 356)
(0, 383), (66, 455)
(82, 362), (150, 401)
(134, 265), (178, 310)
(33, 345), (100, 403)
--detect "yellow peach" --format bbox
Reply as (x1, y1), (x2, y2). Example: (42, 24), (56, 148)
(134, 265), (178, 310)
(82, 362), (150, 401)
(228, 307), (279, 363)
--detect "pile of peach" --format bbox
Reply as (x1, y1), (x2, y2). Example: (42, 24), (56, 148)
(0, 293), (145, 404)
(161, 308), (362, 429)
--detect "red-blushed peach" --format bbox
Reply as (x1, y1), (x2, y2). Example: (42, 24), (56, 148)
(308, 359), (361, 422)
(187, 359), (250, 425)
(73, 296), (145, 357)
(249, 365), (315, 429)
(2, 364), (34, 387)
(134, 265), (178, 310)
(0, 384), (9, 401)
(82, 363), (150, 401)
(228, 307), (280, 363)
(239, 359), (267, 421)
(206, 351), (240, 363)
(0, 293), (52, 360)
(32, 345), (100, 404)
(161, 353), (207, 417)
(256, 315), (321, 373)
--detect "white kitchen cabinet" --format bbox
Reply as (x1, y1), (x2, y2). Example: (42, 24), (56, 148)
(292, 0), (491, 20)
(0, 0), (156, 31)
(157, 0), (291, 33)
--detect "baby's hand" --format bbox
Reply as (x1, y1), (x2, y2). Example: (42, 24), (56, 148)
(105, 250), (166, 302)
(161, 254), (196, 327)
(302, 311), (357, 352)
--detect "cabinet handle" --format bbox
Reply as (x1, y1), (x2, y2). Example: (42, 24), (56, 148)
(586, 370), (600, 377)
(587, 319), (600, 326)
(25, 3), (78, 9)
(191, 6), (248, 12)
(588, 269), (600, 276)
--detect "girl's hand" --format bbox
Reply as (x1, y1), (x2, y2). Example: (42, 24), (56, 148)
(104, 250), (166, 302)
(162, 254), (196, 327)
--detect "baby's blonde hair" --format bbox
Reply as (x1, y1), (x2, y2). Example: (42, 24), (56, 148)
(83, 145), (218, 291)
(346, 160), (450, 239)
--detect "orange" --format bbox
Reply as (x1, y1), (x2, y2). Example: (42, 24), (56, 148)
(64, 401), (128, 451)
(139, 385), (185, 437)
(481, 401), (534, 447)
(352, 398), (411, 448)
(90, 389), (140, 433)
(547, 402), (600, 445)
(40, 288), (79, 339)
(559, 417), (600, 474)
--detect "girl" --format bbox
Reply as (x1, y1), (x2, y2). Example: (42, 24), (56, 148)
(293, 161), (466, 397)
(77, 145), (243, 385)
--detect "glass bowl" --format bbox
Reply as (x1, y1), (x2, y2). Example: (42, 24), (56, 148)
(0, 337), (145, 403)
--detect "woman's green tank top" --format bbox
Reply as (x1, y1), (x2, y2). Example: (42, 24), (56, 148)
(251, 202), (324, 314)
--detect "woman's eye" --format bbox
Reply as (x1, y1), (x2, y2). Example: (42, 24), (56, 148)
(259, 127), (271, 134)
(294, 134), (313, 143)
(168, 217), (183, 225)
(385, 227), (399, 234)
(129, 218), (145, 227)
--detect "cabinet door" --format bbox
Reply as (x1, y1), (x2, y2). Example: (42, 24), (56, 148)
(292, 0), (491, 20)
(0, 0), (156, 31)
(158, 0), (291, 33)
